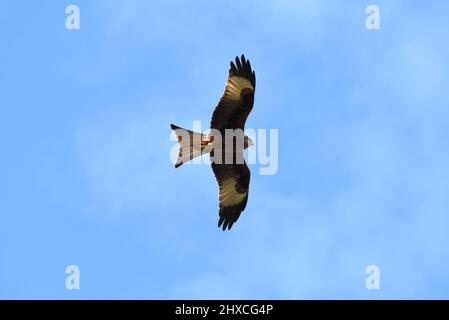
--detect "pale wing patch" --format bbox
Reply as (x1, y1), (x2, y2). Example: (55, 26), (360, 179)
(223, 76), (254, 101)
(220, 178), (247, 206)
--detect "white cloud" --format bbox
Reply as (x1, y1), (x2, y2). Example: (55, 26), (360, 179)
(74, 0), (449, 298)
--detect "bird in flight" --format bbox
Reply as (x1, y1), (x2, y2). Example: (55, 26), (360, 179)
(171, 55), (256, 230)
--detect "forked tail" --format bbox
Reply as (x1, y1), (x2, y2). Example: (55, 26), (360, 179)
(170, 124), (211, 168)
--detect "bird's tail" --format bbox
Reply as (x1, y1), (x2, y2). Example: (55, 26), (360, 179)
(170, 124), (212, 168)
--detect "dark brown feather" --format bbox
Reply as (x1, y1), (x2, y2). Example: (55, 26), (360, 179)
(210, 55), (256, 131)
(211, 161), (250, 230)
(209, 55), (256, 230)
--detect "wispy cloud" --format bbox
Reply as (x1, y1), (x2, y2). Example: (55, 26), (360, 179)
(69, 0), (449, 299)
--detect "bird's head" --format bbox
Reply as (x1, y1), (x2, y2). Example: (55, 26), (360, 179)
(244, 135), (255, 149)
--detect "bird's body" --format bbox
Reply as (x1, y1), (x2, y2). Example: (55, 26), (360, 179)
(171, 55), (256, 230)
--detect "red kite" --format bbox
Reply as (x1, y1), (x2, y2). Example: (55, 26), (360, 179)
(171, 55), (256, 230)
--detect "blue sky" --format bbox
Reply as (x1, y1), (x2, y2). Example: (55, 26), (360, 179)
(1, 0), (449, 299)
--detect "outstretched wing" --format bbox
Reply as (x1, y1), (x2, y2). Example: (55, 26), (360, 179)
(211, 161), (250, 230)
(210, 55), (256, 131)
